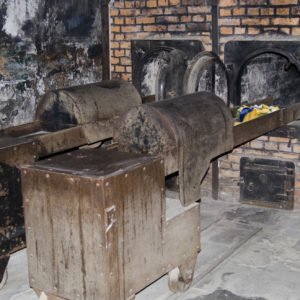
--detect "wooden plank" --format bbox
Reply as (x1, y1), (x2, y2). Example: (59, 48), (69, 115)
(119, 159), (165, 298)
(22, 169), (106, 299)
(36, 126), (87, 158)
(0, 121), (41, 138)
(233, 110), (283, 147)
(22, 169), (56, 296)
(163, 204), (200, 272)
(0, 139), (36, 166)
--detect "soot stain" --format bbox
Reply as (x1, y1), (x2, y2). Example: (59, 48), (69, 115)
(0, 0), (102, 129)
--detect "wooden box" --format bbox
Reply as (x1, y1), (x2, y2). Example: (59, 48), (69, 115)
(21, 148), (200, 300)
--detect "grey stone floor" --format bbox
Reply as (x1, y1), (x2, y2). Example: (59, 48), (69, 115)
(1, 198), (300, 300)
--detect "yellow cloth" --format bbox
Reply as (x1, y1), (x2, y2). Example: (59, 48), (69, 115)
(235, 104), (280, 125)
(243, 105), (272, 122)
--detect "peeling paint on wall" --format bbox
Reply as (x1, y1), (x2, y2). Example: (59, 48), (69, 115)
(0, 0), (102, 129)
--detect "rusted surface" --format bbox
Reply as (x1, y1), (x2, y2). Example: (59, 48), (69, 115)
(22, 148), (200, 300)
(36, 79), (141, 131)
(117, 92), (234, 206)
(0, 162), (25, 259)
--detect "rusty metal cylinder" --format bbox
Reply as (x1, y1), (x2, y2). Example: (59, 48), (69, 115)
(117, 92), (233, 206)
(36, 79), (141, 131)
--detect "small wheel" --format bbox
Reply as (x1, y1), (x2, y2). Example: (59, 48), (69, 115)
(0, 268), (8, 290)
(168, 260), (195, 293)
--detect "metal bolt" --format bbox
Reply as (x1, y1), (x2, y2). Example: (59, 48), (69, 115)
(23, 170), (27, 175)
(143, 167), (146, 171)
(105, 182), (109, 187)
(96, 182), (100, 187)
(125, 173), (128, 178)
(46, 174), (50, 179)
(160, 160), (163, 164)
(13, 147), (17, 151)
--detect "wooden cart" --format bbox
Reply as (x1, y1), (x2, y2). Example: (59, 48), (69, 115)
(0, 79), (141, 283)
(21, 148), (200, 300)
(19, 91), (300, 299)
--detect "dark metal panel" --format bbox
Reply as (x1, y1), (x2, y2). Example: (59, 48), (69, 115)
(240, 157), (295, 209)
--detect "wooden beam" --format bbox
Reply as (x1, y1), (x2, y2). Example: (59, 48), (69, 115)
(101, 0), (111, 81)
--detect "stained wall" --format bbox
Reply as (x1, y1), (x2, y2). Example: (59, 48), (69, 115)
(0, 0), (102, 129)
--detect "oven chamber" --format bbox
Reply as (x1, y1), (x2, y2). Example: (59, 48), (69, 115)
(131, 40), (229, 103)
(131, 39), (300, 208)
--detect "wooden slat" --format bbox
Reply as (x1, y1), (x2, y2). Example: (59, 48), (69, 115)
(233, 110), (283, 147)
(36, 126), (87, 158)
(233, 102), (300, 147)
(0, 121), (41, 138)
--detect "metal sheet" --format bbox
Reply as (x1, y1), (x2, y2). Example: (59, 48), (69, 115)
(117, 92), (233, 206)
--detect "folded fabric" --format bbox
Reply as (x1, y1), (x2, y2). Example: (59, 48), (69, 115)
(235, 104), (280, 125)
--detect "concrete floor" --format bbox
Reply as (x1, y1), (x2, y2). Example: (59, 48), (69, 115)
(1, 197), (300, 300)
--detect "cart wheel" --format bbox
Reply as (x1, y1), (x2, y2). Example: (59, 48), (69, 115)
(168, 259), (196, 293)
(0, 268), (8, 290)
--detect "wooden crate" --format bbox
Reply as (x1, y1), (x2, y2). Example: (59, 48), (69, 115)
(21, 148), (200, 300)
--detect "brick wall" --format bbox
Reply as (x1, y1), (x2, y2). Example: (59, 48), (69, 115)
(110, 0), (300, 80)
(219, 0), (300, 54)
(202, 135), (300, 208)
(110, 0), (213, 80)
